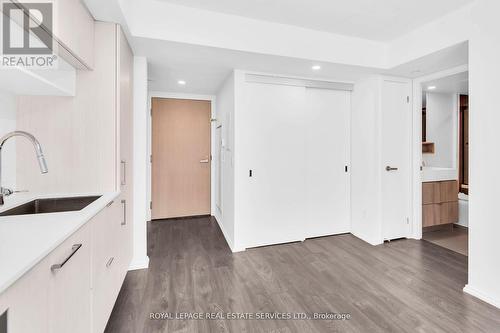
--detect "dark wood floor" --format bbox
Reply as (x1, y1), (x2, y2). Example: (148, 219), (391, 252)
(105, 216), (500, 333)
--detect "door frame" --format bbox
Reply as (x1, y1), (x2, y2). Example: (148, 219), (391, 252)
(147, 91), (216, 221)
(410, 64), (468, 239)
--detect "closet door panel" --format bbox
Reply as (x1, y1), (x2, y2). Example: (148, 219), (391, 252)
(304, 88), (350, 238)
(239, 82), (306, 248)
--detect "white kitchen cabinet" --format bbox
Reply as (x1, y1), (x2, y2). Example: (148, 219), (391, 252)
(4, 0), (94, 69)
(55, 0), (95, 69)
(0, 223), (91, 333)
(91, 200), (121, 333)
(117, 24), (134, 275)
(48, 223), (91, 333)
(0, 258), (50, 333)
(9, 21), (134, 333)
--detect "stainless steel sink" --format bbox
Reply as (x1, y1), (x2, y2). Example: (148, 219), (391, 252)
(0, 196), (101, 217)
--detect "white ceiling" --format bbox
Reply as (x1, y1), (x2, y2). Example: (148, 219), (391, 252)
(138, 38), (468, 94)
(137, 38), (380, 94)
(83, 0), (470, 95)
(157, 0), (474, 41)
(423, 71), (469, 94)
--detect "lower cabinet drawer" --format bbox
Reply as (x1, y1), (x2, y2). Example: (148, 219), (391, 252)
(423, 204), (439, 227)
(91, 199), (122, 333)
(440, 201), (459, 224)
(48, 223), (91, 333)
(423, 202), (458, 227)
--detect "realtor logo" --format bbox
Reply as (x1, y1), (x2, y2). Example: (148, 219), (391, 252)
(1, 1), (57, 68)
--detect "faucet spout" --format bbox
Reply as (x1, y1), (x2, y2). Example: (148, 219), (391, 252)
(0, 131), (48, 205)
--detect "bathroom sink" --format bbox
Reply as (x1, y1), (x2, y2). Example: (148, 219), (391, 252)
(0, 196), (101, 217)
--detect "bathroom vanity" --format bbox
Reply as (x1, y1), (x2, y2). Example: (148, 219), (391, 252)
(422, 180), (459, 227)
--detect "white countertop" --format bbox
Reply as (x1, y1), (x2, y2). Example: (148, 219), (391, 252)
(0, 191), (119, 294)
(422, 166), (458, 182)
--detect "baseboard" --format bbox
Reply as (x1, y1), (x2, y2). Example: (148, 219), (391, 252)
(464, 284), (500, 309)
(128, 256), (150, 271)
(351, 231), (383, 246)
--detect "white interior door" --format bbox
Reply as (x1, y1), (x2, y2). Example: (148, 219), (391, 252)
(382, 79), (411, 240)
(305, 88), (350, 238)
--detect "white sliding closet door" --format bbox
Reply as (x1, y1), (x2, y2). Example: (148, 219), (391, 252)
(304, 88), (350, 238)
(240, 82), (307, 248)
(239, 81), (351, 249)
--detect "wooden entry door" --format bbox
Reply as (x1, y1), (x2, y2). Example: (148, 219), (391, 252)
(151, 98), (211, 219)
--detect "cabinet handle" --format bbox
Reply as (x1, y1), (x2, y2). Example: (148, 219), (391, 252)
(106, 257), (114, 268)
(50, 244), (82, 272)
(121, 199), (126, 225)
(121, 160), (126, 186)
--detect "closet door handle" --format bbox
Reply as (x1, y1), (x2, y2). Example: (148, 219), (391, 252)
(50, 244), (82, 271)
(199, 159), (209, 163)
(121, 199), (126, 225)
(120, 160), (126, 185)
(386, 166), (398, 171)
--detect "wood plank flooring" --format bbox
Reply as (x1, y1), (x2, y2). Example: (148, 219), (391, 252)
(105, 216), (500, 333)
(423, 225), (468, 256)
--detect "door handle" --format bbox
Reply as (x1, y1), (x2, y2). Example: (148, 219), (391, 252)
(199, 159), (209, 163)
(386, 166), (398, 171)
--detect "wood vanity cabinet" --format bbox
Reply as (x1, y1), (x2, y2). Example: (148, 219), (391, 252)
(422, 180), (459, 227)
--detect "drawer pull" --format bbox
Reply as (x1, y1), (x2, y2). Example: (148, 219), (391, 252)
(51, 244), (82, 272)
(121, 160), (126, 186)
(106, 257), (114, 268)
(121, 199), (126, 226)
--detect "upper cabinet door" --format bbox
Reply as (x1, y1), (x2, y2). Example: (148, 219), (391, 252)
(3, 0), (95, 69)
(54, 0), (95, 69)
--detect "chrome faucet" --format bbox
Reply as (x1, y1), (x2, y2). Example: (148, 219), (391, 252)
(0, 131), (48, 205)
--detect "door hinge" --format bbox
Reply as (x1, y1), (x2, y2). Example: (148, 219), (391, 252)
(407, 96), (410, 103)
(345, 165), (348, 172)
(150, 201), (152, 210)
(150, 154), (152, 163)
(406, 217), (410, 224)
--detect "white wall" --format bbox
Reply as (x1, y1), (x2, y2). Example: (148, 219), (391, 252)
(423, 92), (457, 169)
(350, 77), (382, 245)
(0, 92), (17, 189)
(464, 0), (500, 309)
(397, 0), (500, 308)
(214, 72), (236, 251)
(129, 57), (149, 270)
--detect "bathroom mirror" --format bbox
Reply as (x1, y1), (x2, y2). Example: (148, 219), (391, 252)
(421, 71), (468, 171)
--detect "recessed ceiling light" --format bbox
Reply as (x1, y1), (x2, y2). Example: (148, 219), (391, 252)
(427, 86), (436, 90)
(178, 80), (186, 85)
(312, 65), (321, 71)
